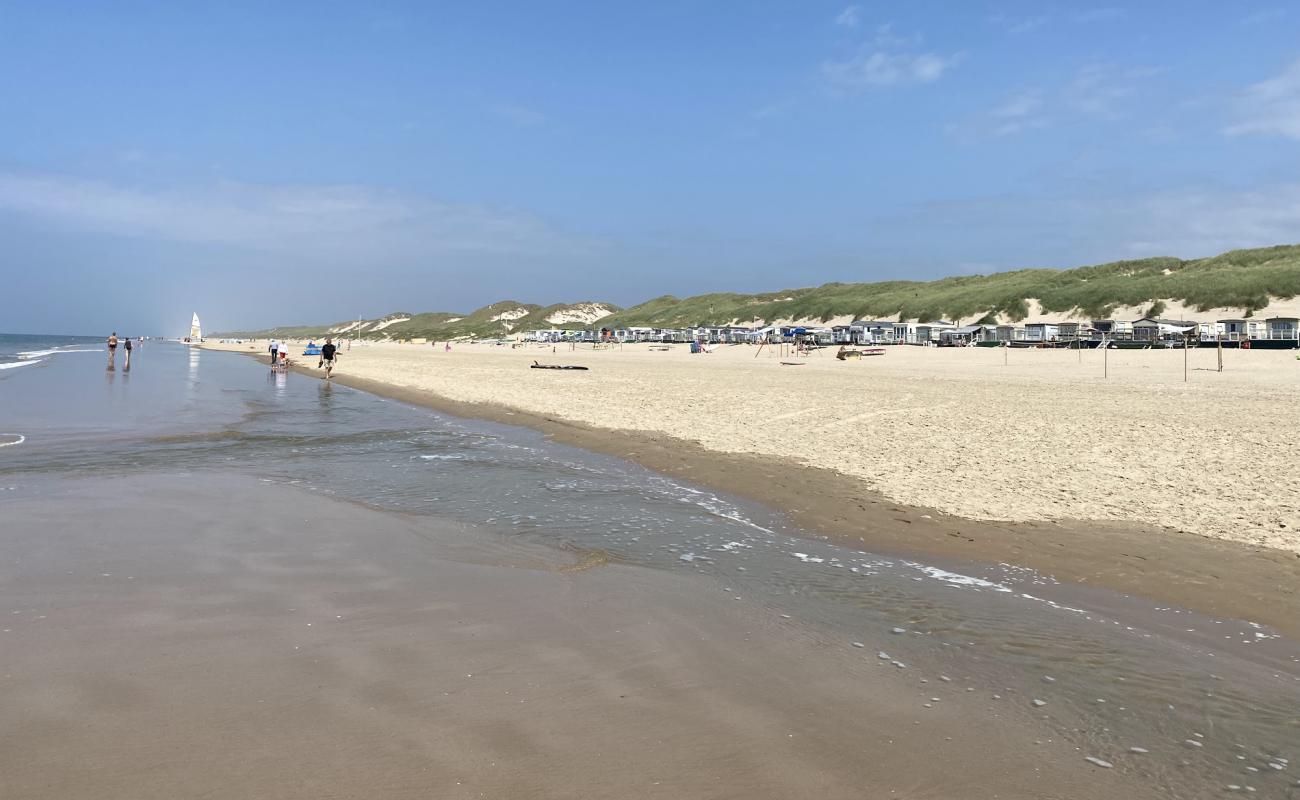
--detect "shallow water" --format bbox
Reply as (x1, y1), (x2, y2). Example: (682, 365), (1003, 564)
(2, 341), (1297, 798)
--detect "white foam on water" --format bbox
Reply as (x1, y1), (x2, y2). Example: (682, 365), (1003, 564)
(16, 347), (99, 359)
(792, 552), (825, 564)
(1019, 592), (1089, 615)
(0, 360), (43, 370)
(904, 561), (1013, 592)
(0, 434), (25, 448)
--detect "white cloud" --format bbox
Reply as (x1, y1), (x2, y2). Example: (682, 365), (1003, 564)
(0, 173), (590, 261)
(990, 89), (1047, 135)
(834, 5), (860, 28)
(1225, 58), (1300, 140)
(823, 26), (958, 89)
(1065, 64), (1148, 117)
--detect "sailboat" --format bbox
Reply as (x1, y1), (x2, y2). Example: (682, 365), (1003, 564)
(187, 313), (203, 343)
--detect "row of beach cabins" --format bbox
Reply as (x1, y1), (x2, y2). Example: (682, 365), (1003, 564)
(520, 315), (1300, 349)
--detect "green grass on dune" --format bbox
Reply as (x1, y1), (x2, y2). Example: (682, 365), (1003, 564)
(214, 244), (1300, 338)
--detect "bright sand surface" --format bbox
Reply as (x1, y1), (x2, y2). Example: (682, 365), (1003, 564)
(212, 339), (1300, 554)
(0, 475), (1136, 800)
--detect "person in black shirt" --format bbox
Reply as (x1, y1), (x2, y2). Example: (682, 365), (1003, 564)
(319, 338), (338, 378)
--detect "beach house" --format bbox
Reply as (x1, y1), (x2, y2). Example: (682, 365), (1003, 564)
(994, 325), (1025, 342)
(833, 320), (896, 345)
(1089, 319), (1133, 340)
(1132, 318), (1197, 342)
(1215, 319), (1265, 341)
(1056, 321), (1088, 341)
(913, 322), (955, 345)
(941, 325), (995, 345)
(1264, 316), (1299, 342)
(1023, 323), (1060, 342)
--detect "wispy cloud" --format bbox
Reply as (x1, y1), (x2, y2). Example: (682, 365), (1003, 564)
(991, 89), (1047, 135)
(488, 103), (546, 127)
(834, 5), (860, 28)
(1225, 58), (1300, 140)
(947, 88), (1048, 140)
(952, 63), (1156, 140)
(0, 173), (590, 260)
(1064, 64), (1154, 118)
(823, 25), (959, 90)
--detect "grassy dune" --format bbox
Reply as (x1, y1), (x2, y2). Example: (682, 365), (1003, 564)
(215, 244), (1300, 339)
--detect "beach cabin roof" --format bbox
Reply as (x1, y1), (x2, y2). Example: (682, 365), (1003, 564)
(951, 324), (988, 334)
(1265, 316), (1300, 322)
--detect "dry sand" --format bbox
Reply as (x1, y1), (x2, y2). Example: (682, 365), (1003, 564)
(0, 475), (1138, 800)
(217, 339), (1300, 552)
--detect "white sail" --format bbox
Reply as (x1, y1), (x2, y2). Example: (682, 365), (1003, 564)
(190, 313), (202, 341)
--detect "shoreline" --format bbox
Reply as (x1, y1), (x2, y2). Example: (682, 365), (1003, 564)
(217, 345), (1300, 640)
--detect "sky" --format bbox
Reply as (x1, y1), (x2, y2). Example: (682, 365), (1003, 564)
(2, 1), (1299, 335)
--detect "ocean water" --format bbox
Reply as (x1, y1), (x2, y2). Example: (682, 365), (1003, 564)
(1, 339), (1297, 797)
(0, 332), (105, 372)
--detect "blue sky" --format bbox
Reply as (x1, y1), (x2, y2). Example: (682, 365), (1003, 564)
(2, 1), (1299, 334)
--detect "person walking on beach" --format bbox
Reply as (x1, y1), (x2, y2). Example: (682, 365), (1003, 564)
(319, 337), (338, 378)
(106, 332), (118, 370)
(269, 338), (279, 366)
(123, 336), (133, 371)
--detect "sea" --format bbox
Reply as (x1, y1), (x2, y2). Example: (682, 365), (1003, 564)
(1, 333), (1296, 797)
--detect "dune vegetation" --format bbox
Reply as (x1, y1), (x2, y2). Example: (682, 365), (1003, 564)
(215, 244), (1300, 339)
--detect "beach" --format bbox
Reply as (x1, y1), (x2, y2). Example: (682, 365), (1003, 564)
(214, 340), (1300, 551)
(205, 339), (1300, 631)
(4, 339), (1298, 799)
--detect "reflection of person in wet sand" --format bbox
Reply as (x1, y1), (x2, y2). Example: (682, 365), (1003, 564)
(123, 337), (133, 371)
(106, 332), (118, 370)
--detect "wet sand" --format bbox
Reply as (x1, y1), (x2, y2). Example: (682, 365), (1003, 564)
(222, 346), (1300, 642)
(0, 475), (1141, 800)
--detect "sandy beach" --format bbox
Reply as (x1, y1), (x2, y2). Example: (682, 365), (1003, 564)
(202, 339), (1300, 638)
(221, 340), (1300, 553)
(0, 475), (1142, 800)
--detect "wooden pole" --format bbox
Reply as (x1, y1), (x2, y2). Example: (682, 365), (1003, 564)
(1184, 337), (1188, 383)
(1217, 338), (1223, 373)
(1104, 339), (1108, 379)
(1004, 342), (1008, 366)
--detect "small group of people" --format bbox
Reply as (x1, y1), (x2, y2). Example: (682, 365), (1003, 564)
(267, 338), (290, 371)
(267, 337), (339, 377)
(106, 331), (135, 371)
